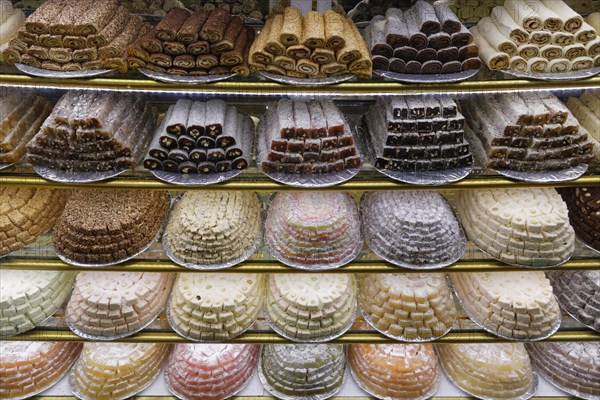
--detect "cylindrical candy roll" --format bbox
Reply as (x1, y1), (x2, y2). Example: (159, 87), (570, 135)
(471, 26), (509, 70)
(477, 17), (517, 56)
(490, 6), (528, 45)
(505, 0), (542, 31)
(541, 0), (583, 33)
(547, 58), (571, 72)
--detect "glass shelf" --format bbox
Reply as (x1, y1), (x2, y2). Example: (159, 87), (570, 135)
(1, 163), (599, 192)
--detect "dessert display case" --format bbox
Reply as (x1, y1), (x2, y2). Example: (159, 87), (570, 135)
(1, 0), (599, 399)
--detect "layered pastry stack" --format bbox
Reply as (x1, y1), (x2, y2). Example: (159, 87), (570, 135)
(455, 188), (575, 267)
(361, 191), (464, 266)
(0, 1), (25, 60)
(120, 0), (185, 16)
(526, 342), (600, 398)
(0, 187), (69, 256)
(66, 272), (175, 339)
(348, 0), (418, 22)
(548, 270), (599, 331)
(144, 100), (253, 175)
(195, 0), (263, 21)
(2, 0), (149, 72)
(260, 99), (361, 175)
(265, 192), (362, 269)
(249, 8), (372, 79)
(0, 342), (82, 399)
(451, 271), (561, 339)
(52, 189), (169, 265)
(365, 95), (473, 172)
(437, 344), (535, 399)
(72, 343), (170, 400)
(168, 273), (264, 341)
(562, 187), (600, 251)
(365, 1), (481, 74)
(472, 0), (599, 72)
(266, 274), (357, 341)
(349, 342), (440, 399)
(462, 91), (595, 172)
(0, 270), (76, 337)
(164, 192), (261, 267)
(566, 90), (600, 160)
(27, 91), (156, 174)
(359, 273), (457, 340)
(166, 344), (259, 400)
(127, 8), (255, 76)
(0, 88), (52, 164)
(261, 344), (346, 399)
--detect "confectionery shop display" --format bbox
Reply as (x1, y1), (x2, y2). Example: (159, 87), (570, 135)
(144, 99), (254, 184)
(52, 189), (169, 266)
(163, 191), (262, 268)
(26, 91), (156, 182)
(548, 270), (600, 331)
(249, 7), (372, 81)
(365, 0), (482, 79)
(362, 94), (473, 183)
(167, 273), (264, 341)
(451, 271), (561, 340)
(361, 191), (465, 267)
(66, 272), (175, 340)
(0, 341), (82, 399)
(2, 0), (150, 74)
(265, 273), (357, 342)
(526, 342), (600, 399)
(359, 273), (458, 341)
(128, 7), (255, 80)
(165, 343), (259, 400)
(349, 340), (441, 400)
(437, 343), (537, 400)
(470, 0), (600, 75)
(265, 191), (362, 269)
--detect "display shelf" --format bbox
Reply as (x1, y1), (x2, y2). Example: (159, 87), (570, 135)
(1, 164), (599, 192)
(1, 69), (600, 96)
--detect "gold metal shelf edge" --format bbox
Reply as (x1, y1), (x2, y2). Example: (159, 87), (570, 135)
(1, 74), (600, 95)
(1, 173), (599, 192)
(6, 329), (599, 344)
(1, 258), (598, 273)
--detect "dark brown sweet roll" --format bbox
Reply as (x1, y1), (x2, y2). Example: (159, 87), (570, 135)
(458, 44), (479, 61)
(389, 58), (406, 73)
(87, 6), (129, 48)
(222, 26), (250, 66)
(462, 57), (481, 71)
(143, 156), (163, 170)
(428, 32), (451, 50)
(200, 8), (230, 43)
(196, 54), (218, 69)
(164, 42), (187, 55)
(213, 16), (244, 54)
(385, 9), (410, 48)
(409, 0), (441, 35)
(434, 2), (462, 34)
(177, 9), (209, 44)
(405, 60), (421, 73)
(437, 47), (458, 63)
(415, 48), (436, 63)
(156, 8), (191, 41)
(421, 59), (442, 73)
(451, 25), (473, 47)
(406, 10), (428, 50)
(174, 55), (196, 69)
(139, 30), (163, 54)
(231, 27), (255, 76)
(151, 53), (173, 67)
(394, 46), (418, 61)
(188, 41), (210, 55)
(441, 60), (461, 73)
(372, 55), (390, 70)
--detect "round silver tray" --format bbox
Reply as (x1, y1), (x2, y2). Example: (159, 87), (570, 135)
(495, 164), (588, 183)
(33, 164), (129, 183)
(0, 162), (14, 171)
(164, 347), (259, 400)
(528, 354), (600, 400)
(138, 68), (236, 84)
(162, 193), (264, 270)
(360, 194), (467, 270)
(348, 351), (442, 400)
(503, 66), (600, 81)
(575, 235), (600, 255)
(150, 168), (243, 186)
(450, 277), (563, 342)
(166, 299), (262, 342)
(1, 354), (79, 400)
(54, 216), (166, 268)
(436, 347), (540, 400)
(15, 63), (115, 79)
(258, 349), (347, 400)
(358, 116), (473, 186)
(374, 68), (479, 83)
(68, 357), (164, 400)
(259, 71), (354, 86)
(553, 287), (600, 334)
